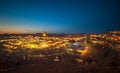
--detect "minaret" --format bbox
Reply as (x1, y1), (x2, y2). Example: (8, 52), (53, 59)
(42, 31), (47, 37)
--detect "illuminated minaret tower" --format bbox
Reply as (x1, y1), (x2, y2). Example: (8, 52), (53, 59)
(42, 31), (47, 37)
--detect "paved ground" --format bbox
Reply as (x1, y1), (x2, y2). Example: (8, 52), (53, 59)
(1, 62), (120, 73)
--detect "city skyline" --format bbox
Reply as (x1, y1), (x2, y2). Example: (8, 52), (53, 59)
(0, 0), (120, 34)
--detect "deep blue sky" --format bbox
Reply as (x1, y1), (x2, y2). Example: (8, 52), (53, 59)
(0, 0), (120, 33)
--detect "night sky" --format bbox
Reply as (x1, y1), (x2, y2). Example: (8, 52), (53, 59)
(0, 0), (120, 34)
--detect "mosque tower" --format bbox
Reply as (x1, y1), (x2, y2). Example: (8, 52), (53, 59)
(42, 31), (47, 37)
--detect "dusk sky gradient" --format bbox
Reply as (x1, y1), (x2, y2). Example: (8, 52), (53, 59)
(0, 0), (120, 34)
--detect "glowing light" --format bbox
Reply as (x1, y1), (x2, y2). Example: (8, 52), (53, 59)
(3, 44), (14, 49)
(25, 44), (38, 49)
(41, 44), (48, 48)
(39, 42), (49, 48)
(42, 31), (47, 37)
(15, 41), (22, 45)
(81, 49), (88, 56)
(81, 46), (88, 56)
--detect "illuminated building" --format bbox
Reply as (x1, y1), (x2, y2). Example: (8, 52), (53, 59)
(42, 31), (47, 37)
